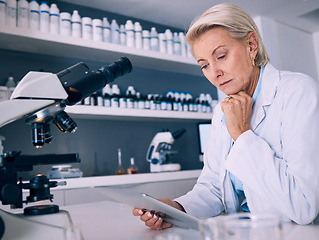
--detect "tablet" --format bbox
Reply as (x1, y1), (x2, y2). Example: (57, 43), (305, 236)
(103, 187), (200, 230)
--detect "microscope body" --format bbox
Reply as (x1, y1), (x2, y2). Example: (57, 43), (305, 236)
(146, 129), (186, 172)
(0, 57), (132, 239)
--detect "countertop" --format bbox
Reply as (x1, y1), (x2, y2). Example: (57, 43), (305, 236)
(63, 200), (319, 240)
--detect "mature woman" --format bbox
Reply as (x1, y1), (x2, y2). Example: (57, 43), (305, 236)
(133, 3), (319, 230)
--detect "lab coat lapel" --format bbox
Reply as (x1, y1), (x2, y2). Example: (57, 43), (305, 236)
(250, 64), (279, 131)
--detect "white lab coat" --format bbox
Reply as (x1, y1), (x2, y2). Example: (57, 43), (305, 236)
(175, 63), (319, 224)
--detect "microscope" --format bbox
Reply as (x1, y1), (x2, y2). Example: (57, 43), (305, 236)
(0, 57), (132, 239)
(146, 129), (186, 172)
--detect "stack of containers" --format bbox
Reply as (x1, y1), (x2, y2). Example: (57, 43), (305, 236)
(0, 0), (193, 58)
(80, 84), (217, 114)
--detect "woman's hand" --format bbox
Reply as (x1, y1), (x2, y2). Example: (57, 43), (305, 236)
(132, 198), (184, 231)
(220, 91), (252, 141)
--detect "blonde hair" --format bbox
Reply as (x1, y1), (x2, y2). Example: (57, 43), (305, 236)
(186, 3), (269, 67)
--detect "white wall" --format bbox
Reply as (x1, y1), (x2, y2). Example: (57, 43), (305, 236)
(255, 16), (318, 81)
(313, 32), (319, 81)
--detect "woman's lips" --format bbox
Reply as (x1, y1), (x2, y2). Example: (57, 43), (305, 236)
(220, 79), (232, 87)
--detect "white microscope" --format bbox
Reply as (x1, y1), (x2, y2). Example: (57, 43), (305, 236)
(146, 129), (186, 172)
(0, 57), (132, 239)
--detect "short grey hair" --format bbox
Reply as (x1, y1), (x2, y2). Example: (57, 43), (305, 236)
(186, 3), (269, 67)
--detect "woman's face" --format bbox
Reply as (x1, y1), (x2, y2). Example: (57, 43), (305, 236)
(193, 27), (256, 96)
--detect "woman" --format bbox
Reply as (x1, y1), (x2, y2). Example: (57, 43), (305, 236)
(133, 3), (319, 230)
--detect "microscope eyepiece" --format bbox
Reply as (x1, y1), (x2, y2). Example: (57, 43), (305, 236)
(98, 56), (133, 83)
(57, 56), (133, 105)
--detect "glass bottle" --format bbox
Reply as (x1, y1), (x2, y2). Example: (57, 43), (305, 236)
(116, 148), (125, 175)
(127, 157), (138, 174)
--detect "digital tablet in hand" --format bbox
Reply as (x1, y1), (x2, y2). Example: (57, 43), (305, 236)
(103, 187), (200, 230)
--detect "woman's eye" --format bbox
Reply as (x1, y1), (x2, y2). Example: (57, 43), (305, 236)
(201, 64), (208, 69)
(218, 55), (225, 60)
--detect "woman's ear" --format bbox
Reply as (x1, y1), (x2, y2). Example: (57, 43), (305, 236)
(247, 31), (258, 58)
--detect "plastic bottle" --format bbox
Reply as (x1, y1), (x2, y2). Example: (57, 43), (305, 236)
(158, 33), (166, 53)
(96, 90), (103, 106)
(5, 76), (16, 88)
(144, 94), (150, 110)
(82, 17), (92, 40)
(0, 136), (5, 155)
(136, 92), (145, 110)
(71, 10), (81, 38)
(111, 19), (119, 44)
(179, 32), (187, 57)
(119, 94), (127, 108)
(173, 32), (181, 55)
(119, 24), (126, 45)
(116, 148), (125, 175)
(92, 18), (102, 41)
(59, 12), (71, 36)
(142, 30), (150, 51)
(90, 93), (97, 106)
(17, 0), (29, 28)
(150, 27), (159, 51)
(0, 86), (8, 102)
(111, 84), (120, 108)
(126, 86), (135, 109)
(0, 0), (6, 25)
(102, 17), (111, 43)
(49, 3), (59, 34)
(103, 84), (112, 107)
(134, 22), (142, 49)
(39, 1), (49, 32)
(6, 0), (16, 27)
(125, 20), (134, 48)
(29, 0), (39, 30)
(127, 157), (138, 174)
(165, 29), (173, 54)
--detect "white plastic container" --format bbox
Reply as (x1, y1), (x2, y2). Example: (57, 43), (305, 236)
(17, 0), (29, 28)
(59, 12), (71, 36)
(5, 76), (16, 88)
(82, 17), (92, 40)
(119, 24), (126, 45)
(158, 33), (166, 53)
(150, 27), (158, 51)
(0, 0), (6, 25)
(49, 3), (59, 34)
(173, 32), (181, 55)
(39, 1), (49, 32)
(0, 86), (9, 102)
(71, 10), (81, 38)
(111, 19), (119, 44)
(29, 0), (39, 30)
(125, 20), (134, 48)
(102, 17), (111, 43)
(134, 22), (142, 49)
(6, 0), (16, 27)
(165, 29), (173, 54)
(179, 32), (187, 57)
(92, 18), (102, 41)
(142, 30), (150, 51)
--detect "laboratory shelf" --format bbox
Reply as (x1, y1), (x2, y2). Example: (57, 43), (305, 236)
(51, 169), (202, 190)
(0, 25), (202, 76)
(65, 105), (212, 122)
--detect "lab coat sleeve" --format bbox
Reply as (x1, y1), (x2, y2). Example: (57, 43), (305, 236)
(225, 74), (319, 224)
(174, 111), (224, 219)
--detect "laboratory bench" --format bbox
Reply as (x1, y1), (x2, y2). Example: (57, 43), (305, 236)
(63, 200), (319, 240)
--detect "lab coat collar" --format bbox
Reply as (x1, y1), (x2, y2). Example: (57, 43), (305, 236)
(250, 63), (279, 131)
